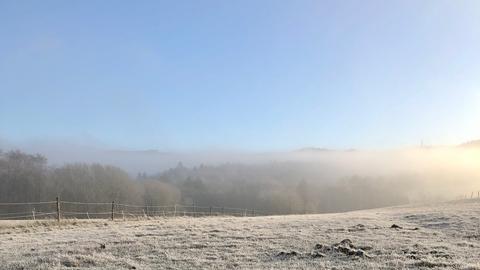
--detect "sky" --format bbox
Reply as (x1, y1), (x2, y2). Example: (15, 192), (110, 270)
(1, 0), (480, 151)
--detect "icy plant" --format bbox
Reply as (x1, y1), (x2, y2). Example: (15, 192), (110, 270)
(1, 200), (480, 269)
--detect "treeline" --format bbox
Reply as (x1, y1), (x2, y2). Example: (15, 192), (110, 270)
(0, 150), (179, 215)
(0, 149), (410, 215)
(151, 162), (410, 214)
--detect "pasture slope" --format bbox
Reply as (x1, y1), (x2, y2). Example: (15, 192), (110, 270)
(1, 200), (480, 269)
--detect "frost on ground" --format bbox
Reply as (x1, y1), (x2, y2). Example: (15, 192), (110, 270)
(1, 200), (480, 269)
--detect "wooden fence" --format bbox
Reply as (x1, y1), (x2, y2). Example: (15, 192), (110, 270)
(0, 197), (266, 221)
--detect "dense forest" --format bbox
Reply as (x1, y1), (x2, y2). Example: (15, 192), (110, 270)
(0, 149), (416, 216)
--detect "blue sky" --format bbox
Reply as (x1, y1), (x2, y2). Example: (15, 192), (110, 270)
(1, 0), (479, 151)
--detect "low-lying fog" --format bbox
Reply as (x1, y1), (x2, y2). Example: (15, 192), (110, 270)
(1, 139), (479, 214)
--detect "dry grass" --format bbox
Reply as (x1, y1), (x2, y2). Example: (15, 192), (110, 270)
(1, 200), (480, 269)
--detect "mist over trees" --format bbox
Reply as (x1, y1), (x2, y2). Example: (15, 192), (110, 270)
(0, 149), (418, 215)
(3, 146), (480, 216)
(151, 162), (410, 214)
(0, 150), (176, 215)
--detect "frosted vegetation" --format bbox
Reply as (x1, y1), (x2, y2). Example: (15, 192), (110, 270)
(1, 200), (480, 269)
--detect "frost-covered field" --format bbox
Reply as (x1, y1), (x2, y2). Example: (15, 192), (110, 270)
(1, 200), (480, 269)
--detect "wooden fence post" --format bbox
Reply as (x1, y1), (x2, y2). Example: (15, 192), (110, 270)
(56, 197), (61, 222)
(32, 207), (36, 220)
(193, 203), (196, 217)
(209, 206), (212, 216)
(173, 204), (177, 217)
(111, 201), (115, 221)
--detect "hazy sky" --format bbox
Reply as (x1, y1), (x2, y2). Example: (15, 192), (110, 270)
(1, 1), (479, 151)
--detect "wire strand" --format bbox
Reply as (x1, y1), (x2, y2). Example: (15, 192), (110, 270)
(0, 201), (56, 206)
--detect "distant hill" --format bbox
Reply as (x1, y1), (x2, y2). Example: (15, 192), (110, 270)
(296, 147), (332, 152)
(296, 147), (356, 153)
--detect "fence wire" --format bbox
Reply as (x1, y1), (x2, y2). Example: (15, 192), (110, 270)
(0, 199), (267, 220)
